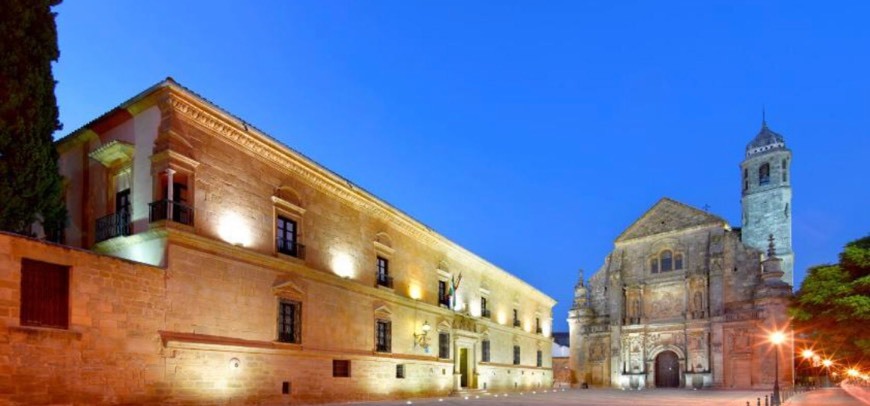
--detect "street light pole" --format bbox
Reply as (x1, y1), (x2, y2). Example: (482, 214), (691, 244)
(773, 346), (781, 406)
(769, 331), (785, 406)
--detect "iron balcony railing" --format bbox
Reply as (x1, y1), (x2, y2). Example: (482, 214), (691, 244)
(536, 326), (543, 334)
(481, 309), (492, 319)
(148, 199), (194, 226)
(276, 238), (306, 259)
(513, 319), (522, 328)
(376, 273), (394, 288)
(438, 296), (451, 308)
(95, 210), (131, 243)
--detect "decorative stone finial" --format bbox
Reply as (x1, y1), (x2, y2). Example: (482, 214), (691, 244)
(577, 268), (585, 287)
(767, 234), (777, 257)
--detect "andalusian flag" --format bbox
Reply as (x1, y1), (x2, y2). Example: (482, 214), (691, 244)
(449, 272), (463, 309)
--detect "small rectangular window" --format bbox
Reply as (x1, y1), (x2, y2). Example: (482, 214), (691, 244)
(513, 345), (521, 365)
(513, 309), (521, 327)
(481, 297), (490, 318)
(537, 350), (543, 367)
(396, 364), (405, 379)
(333, 360), (351, 377)
(376, 320), (391, 352)
(20, 259), (69, 329)
(482, 340), (491, 362)
(438, 332), (450, 359)
(278, 300), (301, 343)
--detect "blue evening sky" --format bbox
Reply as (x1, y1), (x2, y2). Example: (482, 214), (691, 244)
(53, 1), (869, 331)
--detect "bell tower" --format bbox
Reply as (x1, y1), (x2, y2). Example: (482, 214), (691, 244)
(740, 117), (794, 285)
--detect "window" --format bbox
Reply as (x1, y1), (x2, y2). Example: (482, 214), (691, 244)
(513, 309), (520, 327)
(782, 159), (788, 182)
(535, 317), (542, 334)
(513, 345), (521, 365)
(438, 332), (450, 359)
(438, 280), (449, 307)
(278, 300), (301, 343)
(376, 256), (392, 288)
(743, 168), (749, 191)
(537, 350), (543, 367)
(376, 320), (391, 352)
(396, 364), (405, 379)
(482, 339), (491, 362)
(660, 250), (673, 272)
(277, 216), (302, 258)
(333, 360), (351, 377)
(650, 258), (659, 273)
(20, 259), (69, 329)
(674, 253), (683, 270)
(481, 297), (490, 318)
(759, 163), (770, 185)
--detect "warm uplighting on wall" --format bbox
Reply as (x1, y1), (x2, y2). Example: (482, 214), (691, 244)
(496, 311), (507, 325)
(331, 251), (356, 279)
(408, 284), (422, 300)
(217, 212), (252, 247)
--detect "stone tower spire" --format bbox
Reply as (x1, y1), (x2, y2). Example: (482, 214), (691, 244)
(740, 119), (794, 285)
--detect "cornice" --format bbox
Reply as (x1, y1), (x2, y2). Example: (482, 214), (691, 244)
(163, 88), (556, 307)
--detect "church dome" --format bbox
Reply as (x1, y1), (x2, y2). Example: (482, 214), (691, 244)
(746, 121), (786, 157)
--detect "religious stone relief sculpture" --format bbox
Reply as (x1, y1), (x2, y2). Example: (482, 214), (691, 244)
(589, 339), (607, 362)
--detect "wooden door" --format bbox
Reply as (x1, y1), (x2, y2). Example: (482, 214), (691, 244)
(655, 351), (680, 388)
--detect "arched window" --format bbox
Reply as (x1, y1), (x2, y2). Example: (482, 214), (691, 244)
(674, 253), (683, 270)
(660, 250), (673, 272)
(650, 258), (659, 273)
(743, 168), (749, 191)
(759, 163), (770, 185)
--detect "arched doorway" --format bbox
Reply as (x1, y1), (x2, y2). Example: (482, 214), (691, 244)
(655, 351), (680, 388)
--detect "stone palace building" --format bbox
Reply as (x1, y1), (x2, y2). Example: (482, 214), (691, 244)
(567, 122), (795, 389)
(0, 79), (555, 405)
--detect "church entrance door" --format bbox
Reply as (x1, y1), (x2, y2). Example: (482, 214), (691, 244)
(655, 351), (680, 388)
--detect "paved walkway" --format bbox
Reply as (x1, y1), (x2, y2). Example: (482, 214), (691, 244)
(330, 388), (771, 406)
(785, 387), (867, 406)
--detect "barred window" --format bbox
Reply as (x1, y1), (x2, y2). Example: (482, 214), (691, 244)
(513, 345), (521, 365)
(438, 332), (450, 359)
(278, 300), (301, 343)
(20, 259), (69, 329)
(674, 253), (683, 270)
(482, 339), (491, 362)
(376, 319), (391, 353)
(396, 364), (405, 379)
(537, 350), (543, 367)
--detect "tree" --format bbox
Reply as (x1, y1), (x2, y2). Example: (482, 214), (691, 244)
(790, 236), (870, 365)
(0, 0), (67, 240)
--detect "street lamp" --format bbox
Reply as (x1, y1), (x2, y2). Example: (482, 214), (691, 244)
(769, 331), (786, 406)
(801, 349), (816, 389)
(822, 359), (834, 388)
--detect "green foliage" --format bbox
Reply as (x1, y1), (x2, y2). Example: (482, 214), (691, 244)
(790, 236), (870, 364)
(0, 0), (67, 240)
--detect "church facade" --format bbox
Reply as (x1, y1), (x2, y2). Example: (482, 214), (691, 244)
(567, 123), (794, 390)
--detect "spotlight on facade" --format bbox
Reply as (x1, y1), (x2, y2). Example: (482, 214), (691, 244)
(413, 321), (431, 350)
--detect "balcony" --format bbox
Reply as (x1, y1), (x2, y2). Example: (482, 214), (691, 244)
(481, 309), (491, 319)
(438, 296), (450, 308)
(276, 238), (306, 259)
(95, 211), (131, 243)
(148, 199), (194, 226)
(513, 319), (521, 328)
(376, 273), (393, 288)
(536, 326), (543, 334)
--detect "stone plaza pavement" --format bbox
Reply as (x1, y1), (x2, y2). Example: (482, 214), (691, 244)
(786, 387), (868, 406)
(329, 388), (776, 406)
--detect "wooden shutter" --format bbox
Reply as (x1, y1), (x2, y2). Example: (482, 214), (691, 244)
(20, 259), (69, 329)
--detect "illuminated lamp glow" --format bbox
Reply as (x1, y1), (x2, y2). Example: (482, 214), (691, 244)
(802, 349), (815, 359)
(409, 284), (422, 300)
(331, 251), (356, 279)
(217, 212), (252, 247)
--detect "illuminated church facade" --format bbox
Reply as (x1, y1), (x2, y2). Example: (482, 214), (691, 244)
(567, 122), (795, 389)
